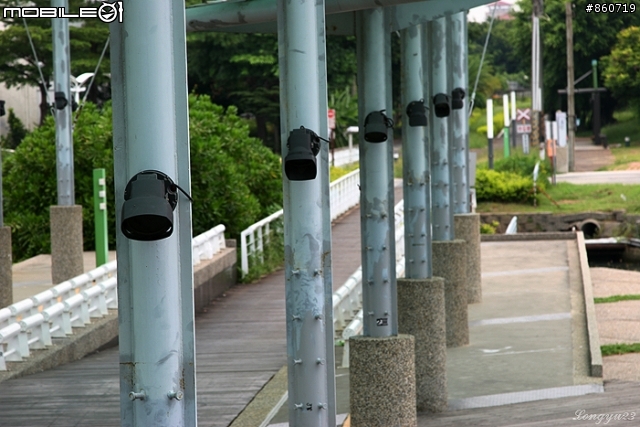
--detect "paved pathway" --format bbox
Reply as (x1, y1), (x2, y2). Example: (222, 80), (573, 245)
(555, 170), (640, 185)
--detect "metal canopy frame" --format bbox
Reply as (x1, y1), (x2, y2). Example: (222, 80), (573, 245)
(186, 0), (494, 35)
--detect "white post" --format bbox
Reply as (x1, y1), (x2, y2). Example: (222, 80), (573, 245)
(487, 98), (494, 168)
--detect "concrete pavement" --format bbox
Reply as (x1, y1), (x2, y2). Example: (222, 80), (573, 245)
(556, 171), (640, 185)
(12, 251), (117, 303)
(265, 236), (603, 426)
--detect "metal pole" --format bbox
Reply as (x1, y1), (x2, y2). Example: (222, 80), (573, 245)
(52, 0), (74, 206)
(0, 147), (3, 226)
(592, 59), (601, 146)
(92, 169), (108, 267)
(401, 24), (431, 279)
(566, 1), (576, 171)
(277, 0), (335, 421)
(315, 3), (338, 421)
(110, 1), (197, 425)
(450, 12), (468, 215)
(510, 91), (517, 149)
(430, 16), (453, 241)
(487, 98), (494, 169)
(356, 8), (397, 337)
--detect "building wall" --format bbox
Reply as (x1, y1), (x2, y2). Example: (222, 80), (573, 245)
(0, 83), (40, 137)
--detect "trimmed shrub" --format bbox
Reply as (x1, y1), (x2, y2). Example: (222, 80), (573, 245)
(475, 169), (534, 203)
(3, 95), (283, 261)
(494, 153), (550, 186)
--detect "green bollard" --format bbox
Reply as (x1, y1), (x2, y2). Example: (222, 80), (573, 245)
(92, 169), (108, 267)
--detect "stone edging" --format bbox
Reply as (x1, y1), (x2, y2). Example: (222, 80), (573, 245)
(576, 232), (604, 377)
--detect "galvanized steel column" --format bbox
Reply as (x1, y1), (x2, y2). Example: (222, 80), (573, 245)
(401, 24), (431, 278)
(277, 0), (336, 422)
(356, 8), (398, 337)
(52, 0), (74, 206)
(315, 12), (338, 423)
(429, 17), (453, 241)
(110, 1), (197, 426)
(450, 12), (469, 215)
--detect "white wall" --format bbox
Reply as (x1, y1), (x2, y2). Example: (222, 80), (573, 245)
(0, 83), (40, 137)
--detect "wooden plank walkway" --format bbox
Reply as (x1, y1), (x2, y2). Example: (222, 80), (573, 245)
(0, 184), (402, 427)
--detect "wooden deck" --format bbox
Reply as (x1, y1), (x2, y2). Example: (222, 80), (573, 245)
(0, 185), (404, 427)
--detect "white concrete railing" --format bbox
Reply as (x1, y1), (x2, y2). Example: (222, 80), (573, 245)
(0, 224), (227, 370)
(240, 169), (361, 277)
(332, 200), (404, 334)
(193, 224), (226, 265)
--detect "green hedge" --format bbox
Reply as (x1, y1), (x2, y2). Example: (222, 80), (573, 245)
(3, 95), (283, 261)
(475, 169), (534, 203)
(494, 153), (550, 186)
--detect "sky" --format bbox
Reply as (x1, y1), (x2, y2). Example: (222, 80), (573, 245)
(468, 0), (519, 23)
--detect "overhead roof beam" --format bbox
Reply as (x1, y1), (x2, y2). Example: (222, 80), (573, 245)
(186, 0), (425, 32)
(187, 0), (493, 35)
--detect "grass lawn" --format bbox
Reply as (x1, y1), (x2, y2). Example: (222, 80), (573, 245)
(604, 146), (640, 171)
(329, 162), (359, 181)
(477, 182), (640, 214)
(601, 343), (640, 356)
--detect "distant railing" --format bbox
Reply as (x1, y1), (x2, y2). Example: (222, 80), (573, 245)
(240, 169), (361, 278)
(0, 224), (227, 371)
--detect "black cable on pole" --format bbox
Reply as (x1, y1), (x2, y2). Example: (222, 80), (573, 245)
(468, 2), (499, 117)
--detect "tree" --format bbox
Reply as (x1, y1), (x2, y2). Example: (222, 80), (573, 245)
(0, 0), (111, 125)
(3, 96), (283, 261)
(511, 0), (640, 125)
(187, 32), (281, 150)
(603, 26), (640, 115)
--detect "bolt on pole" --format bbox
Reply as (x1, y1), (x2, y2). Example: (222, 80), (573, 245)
(92, 169), (108, 267)
(110, 1), (197, 425)
(52, 0), (74, 206)
(356, 7), (398, 337)
(401, 24), (431, 279)
(429, 16), (453, 241)
(450, 12), (469, 215)
(277, 0), (336, 422)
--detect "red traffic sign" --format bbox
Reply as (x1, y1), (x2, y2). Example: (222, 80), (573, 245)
(517, 124), (532, 134)
(328, 109), (336, 129)
(516, 108), (531, 121)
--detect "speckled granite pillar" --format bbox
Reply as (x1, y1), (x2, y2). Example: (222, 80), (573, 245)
(350, 334), (417, 427)
(50, 205), (84, 284)
(433, 240), (469, 347)
(454, 213), (482, 304)
(0, 226), (12, 307)
(398, 277), (447, 412)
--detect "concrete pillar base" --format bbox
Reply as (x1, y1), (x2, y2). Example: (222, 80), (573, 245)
(454, 213), (482, 304)
(50, 205), (84, 284)
(0, 226), (12, 307)
(350, 334), (417, 427)
(398, 277), (447, 413)
(433, 240), (469, 347)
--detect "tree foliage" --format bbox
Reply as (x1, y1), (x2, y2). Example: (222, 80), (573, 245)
(0, 0), (111, 124)
(0, 108), (29, 149)
(510, 0), (640, 124)
(603, 26), (640, 115)
(3, 96), (283, 261)
(186, 31), (359, 151)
